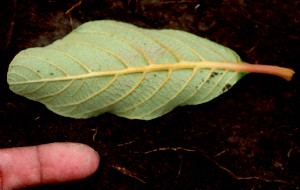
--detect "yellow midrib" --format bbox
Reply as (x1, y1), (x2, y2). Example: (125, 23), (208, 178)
(10, 61), (245, 85)
(8, 61), (244, 85)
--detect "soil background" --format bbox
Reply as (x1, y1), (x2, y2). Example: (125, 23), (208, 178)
(0, 0), (299, 189)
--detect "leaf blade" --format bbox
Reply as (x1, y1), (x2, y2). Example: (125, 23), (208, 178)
(7, 20), (294, 120)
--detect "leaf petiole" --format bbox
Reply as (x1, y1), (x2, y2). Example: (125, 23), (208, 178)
(199, 62), (295, 81)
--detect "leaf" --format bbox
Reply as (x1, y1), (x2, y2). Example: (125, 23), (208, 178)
(7, 20), (295, 120)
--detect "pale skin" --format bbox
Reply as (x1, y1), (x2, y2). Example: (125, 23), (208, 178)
(0, 142), (100, 190)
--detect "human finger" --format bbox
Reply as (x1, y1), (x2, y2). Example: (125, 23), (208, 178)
(0, 142), (100, 190)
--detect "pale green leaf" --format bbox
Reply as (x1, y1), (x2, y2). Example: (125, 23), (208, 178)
(7, 20), (294, 120)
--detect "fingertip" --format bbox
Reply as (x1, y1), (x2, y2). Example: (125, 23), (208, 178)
(38, 142), (100, 183)
(0, 142), (100, 190)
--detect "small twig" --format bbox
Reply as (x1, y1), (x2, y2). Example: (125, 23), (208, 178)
(144, 147), (197, 154)
(177, 159), (184, 177)
(65, 0), (82, 14)
(147, 0), (197, 5)
(129, 0), (196, 5)
(211, 160), (290, 185)
(206, 151), (291, 185)
(112, 164), (146, 184)
(65, 0), (82, 29)
(89, 128), (99, 143)
(246, 43), (259, 54)
(214, 149), (230, 158)
(287, 147), (299, 158)
(144, 147), (291, 185)
(117, 141), (135, 147)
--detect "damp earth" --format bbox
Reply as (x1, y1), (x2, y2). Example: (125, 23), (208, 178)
(0, 0), (299, 189)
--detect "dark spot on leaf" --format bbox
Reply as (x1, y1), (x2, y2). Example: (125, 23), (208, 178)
(37, 70), (40, 73)
(50, 72), (54, 75)
(222, 84), (232, 92)
(210, 71), (218, 77)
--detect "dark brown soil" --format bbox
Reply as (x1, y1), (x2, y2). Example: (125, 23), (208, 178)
(0, 0), (299, 189)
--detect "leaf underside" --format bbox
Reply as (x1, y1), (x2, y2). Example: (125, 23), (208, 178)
(7, 20), (244, 120)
